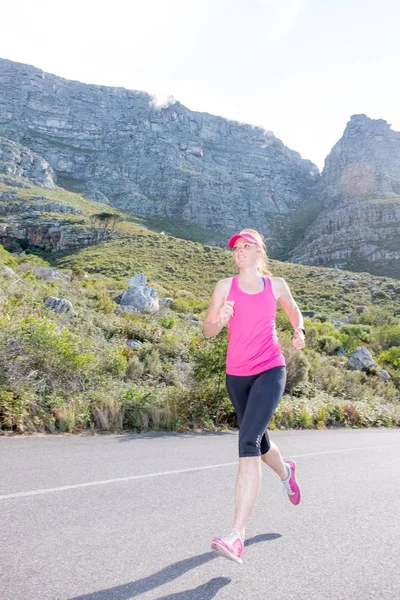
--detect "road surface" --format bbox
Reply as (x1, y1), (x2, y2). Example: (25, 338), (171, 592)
(0, 428), (399, 599)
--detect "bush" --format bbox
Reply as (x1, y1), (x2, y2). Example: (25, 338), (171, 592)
(0, 389), (30, 432)
(180, 381), (234, 428)
(125, 356), (145, 380)
(0, 316), (96, 395)
(144, 348), (163, 378)
(378, 347), (400, 370)
(170, 296), (208, 314)
(102, 348), (128, 378)
(159, 332), (181, 358)
(282, 344), (310, 394)
(161, 315), (176, 329)
(375, 325), (400, 349)
(316, 363), (340, 393)
(121, 387), (179, 431)
(0, 387), (56, 433)
(317, 335), (342, 355)
(90, 393), (123, 431)
(95, 291), (116, 314)
(52, 399), (91, 432)
(339, 324), (372, 353)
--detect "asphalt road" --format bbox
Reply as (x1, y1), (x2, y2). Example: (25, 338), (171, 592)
(0, 429), (399, 600)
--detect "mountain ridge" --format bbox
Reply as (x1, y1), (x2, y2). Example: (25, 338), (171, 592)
(1, 58), (399, 278)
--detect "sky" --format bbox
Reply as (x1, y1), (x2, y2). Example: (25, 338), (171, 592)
(1, 0), (400, 170)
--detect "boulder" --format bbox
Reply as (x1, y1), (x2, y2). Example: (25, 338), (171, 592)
(348, 347), (375, 371)
(34, 267), (67, 281)
(44, 296), (77, 315)
(160, 297), (174, 307)
(120, 285), (159, 313)
(126, 339), (143, 350)
(379, 369), (391, 382)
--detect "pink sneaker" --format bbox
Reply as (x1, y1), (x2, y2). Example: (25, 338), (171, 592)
(211, 529), (244, 564)
(282, 460), (301, 505)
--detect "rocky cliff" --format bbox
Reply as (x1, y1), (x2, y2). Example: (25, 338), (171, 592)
(292, 115), (400, 279)
(0, 137), (113, 252)
(1, 59), (400, 279)
(0, 136), (55, 189)
(0, 58), (318, 255)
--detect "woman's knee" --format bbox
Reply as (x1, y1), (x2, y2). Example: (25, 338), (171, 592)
(238, 456), (261, 472)
(239, 429), (272, 457)
(239, 434), (263, 458)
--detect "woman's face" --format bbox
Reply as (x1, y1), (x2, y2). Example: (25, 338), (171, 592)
(232, 237), (261, 269)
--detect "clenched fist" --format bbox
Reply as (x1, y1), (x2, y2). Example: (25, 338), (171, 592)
(292, 329), (306, 350)
(219, 300), (235, 327)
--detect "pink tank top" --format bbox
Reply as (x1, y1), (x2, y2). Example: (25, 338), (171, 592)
(226, 276), (286, 376)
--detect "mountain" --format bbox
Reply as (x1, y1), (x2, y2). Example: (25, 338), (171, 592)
(0, 58), (318, 255)
(291, 115), (400, 278)
(1, 59), (400, 279)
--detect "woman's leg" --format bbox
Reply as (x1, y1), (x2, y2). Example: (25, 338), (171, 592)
(225, 373), (257, 541)
(256, 369), (301, 505)
(233, 456), (261, 540)
(261, 440), (287, 480)
(232, 367), (286, 538)
(212, 368), (287, 562)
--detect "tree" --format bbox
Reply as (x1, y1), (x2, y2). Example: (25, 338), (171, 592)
(90, 212), (123, 241)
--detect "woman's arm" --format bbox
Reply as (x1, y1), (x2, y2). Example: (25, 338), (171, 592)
(203, 278), (234, 338)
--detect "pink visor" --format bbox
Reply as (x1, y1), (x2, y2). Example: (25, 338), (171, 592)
(227, 232), (261, 249)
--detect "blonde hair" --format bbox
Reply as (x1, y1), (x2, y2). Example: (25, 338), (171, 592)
(239, 228), (272, 276)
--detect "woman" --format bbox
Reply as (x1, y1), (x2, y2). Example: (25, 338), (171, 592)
(203, 228), (305, 564)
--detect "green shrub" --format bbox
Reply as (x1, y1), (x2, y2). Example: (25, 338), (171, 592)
(317, 335), (342, 355)
(298, 406), (313, 428)
(159, 332), (181, 358)
(378, 347), (400, 370)
(121, 388), (179, 431)
(180, 381), (234, 428)
(161, 315), (176, 329)
(190, 333), (227, 394)
(282, 343), (310, 393)
(170, 296), (208, 314)
(339, 324), (372, 353)
(316, 363), (340, 393)
(53, 399), (90, 432)
(95, 291), (116, 314)
(90, 394), (123, 431)
(125, 356), (145, 380)
(102, 348), (128, 377)
(0, 316), (96, 395)
(376, 325), (400, 349)
(0, 389), (30, 432)
(144, 348), (163, 378)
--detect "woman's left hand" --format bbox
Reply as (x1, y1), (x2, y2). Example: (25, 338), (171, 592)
(292, 329), (306, 350)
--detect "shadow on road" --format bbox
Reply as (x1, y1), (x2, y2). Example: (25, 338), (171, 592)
(68, 533), (280, 600)
(154, 577), (231, 599)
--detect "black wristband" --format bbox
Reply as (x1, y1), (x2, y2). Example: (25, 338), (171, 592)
(295, 327), (306, 337)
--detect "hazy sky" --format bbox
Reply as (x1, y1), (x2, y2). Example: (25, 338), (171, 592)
(1, 0), (400, 169)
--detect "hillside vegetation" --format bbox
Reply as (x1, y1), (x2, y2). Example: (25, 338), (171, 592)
(1, 220), (400, 433)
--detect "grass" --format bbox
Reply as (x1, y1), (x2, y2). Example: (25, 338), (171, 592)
(2, 177), (399, 316)
(1, 239), (400, 435)
(1, 176), (400, 434)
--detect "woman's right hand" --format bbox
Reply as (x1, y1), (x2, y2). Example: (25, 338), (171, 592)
(219, 300), (235, 327)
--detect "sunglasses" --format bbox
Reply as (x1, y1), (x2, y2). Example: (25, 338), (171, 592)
(231, 243), (258, 252)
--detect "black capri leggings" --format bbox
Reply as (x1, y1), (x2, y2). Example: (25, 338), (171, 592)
(226, 366), (286, 457)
